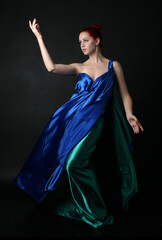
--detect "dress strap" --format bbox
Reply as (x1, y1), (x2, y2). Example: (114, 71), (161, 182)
(108, 58), (115, 71)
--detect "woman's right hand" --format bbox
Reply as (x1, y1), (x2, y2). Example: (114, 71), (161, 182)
(29, 18), (42, 39)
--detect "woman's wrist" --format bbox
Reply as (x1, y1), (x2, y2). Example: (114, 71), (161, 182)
(36, 35), (43, 42)
(123, 96), (133, 120)
(126, 112), (133, 120)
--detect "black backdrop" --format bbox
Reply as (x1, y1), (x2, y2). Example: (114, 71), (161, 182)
(0, 0), (161, 224)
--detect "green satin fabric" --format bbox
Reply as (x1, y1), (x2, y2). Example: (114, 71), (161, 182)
(45, 117), (113, 228)
(43, 88), (138, 228)
(111, 88), (138, 208)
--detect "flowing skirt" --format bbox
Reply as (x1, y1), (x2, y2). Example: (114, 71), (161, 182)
(43, 115), (114, 228)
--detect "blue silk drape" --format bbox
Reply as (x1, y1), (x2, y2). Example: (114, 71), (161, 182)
(14, 59), (137, 204)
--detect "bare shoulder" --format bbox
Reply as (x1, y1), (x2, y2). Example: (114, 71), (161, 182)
(67, 63), (81, 75)
(112, 60), (124, 74)
(73, 61), (87, 75)
(113, 60), (122, 69)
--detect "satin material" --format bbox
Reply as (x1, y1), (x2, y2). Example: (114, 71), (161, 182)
(14, 59), (117, 202)
(45, 116), (113, 228)
(107, 87), (138, 208)
(42, 87), (138, 228)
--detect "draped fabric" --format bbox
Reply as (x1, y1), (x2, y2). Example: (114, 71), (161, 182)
(13, 59), (138, 208)
(45, 116), (114, 228)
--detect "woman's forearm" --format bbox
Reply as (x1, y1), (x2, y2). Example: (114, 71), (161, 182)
(37, 36), (55, 72)
(123, 94), (133, 119)
(29, 19), (55, 72)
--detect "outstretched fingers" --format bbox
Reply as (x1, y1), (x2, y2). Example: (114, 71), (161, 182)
(136, 120), (144, 132)
(29, 20), (32, 29)
(29, 18), (37, 29)
(132, 120), (144, 134)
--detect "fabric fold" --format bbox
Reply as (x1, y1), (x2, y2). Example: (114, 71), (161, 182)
(13, 58), (138, 207)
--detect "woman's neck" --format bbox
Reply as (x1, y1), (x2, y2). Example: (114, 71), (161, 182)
(88, 48), (105, 63)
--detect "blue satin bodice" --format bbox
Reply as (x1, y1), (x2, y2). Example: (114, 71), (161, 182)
(75, 71), (109, 94)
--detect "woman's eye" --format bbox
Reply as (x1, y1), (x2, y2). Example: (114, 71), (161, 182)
(78, 39), (89, 45)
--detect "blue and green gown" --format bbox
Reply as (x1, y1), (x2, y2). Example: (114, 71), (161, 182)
(13, 59), (138, 228)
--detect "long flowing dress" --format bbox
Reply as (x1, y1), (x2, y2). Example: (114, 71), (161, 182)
(13, 58), (138, 228)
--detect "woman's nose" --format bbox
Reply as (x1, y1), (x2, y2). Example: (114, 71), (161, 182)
(81, 42), (85, 47)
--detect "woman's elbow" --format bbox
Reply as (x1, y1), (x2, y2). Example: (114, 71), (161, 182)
(47, 66), (55, 73)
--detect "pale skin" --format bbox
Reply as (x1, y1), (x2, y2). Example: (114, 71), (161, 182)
(29, 18), (144, 134)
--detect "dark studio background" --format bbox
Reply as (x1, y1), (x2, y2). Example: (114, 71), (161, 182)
(0, 0), (161, 238)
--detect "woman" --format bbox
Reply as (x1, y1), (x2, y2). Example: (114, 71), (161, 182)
(14, 19), (144, 228)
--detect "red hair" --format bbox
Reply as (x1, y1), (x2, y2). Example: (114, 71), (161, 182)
(79, 25), (103, 48)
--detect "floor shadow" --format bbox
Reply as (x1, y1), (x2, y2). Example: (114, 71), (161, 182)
(0, 179), (161, 238)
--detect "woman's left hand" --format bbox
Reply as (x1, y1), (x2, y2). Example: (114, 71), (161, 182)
(126, 113), (144, 134)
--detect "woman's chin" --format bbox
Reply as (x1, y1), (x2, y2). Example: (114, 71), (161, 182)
(83, 52), (89, 56)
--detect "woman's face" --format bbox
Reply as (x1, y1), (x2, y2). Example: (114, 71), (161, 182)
(79, 31), (98, 55)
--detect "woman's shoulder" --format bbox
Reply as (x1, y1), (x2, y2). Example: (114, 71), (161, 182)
(111, 59), (122, 69)
(105, 57), (120, 66)
(111, 59), (124, 75)
(73, 61), (89, 74)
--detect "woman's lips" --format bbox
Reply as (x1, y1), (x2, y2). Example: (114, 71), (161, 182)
(82, 49), (87, 52)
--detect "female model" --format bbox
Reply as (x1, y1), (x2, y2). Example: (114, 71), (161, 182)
(14, 19), (144, 228)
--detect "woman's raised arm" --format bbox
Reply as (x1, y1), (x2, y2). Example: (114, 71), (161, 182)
(29, 18), (77, 75)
